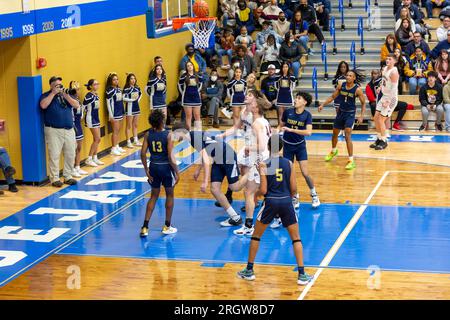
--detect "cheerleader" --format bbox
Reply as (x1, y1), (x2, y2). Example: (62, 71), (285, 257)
(275, 62), (296, 125)
(69, 81), (87, 177)
(106, 72), (125, 156)
(123, 73), (142, 148)
(178, 61), (203, 130)
(83, 79), (103, 167)
(146, 64), (167, 120)
(227, 67), (247, 125)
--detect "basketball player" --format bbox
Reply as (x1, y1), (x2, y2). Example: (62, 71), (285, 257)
(237, 134), (312, 285)
(140, 110), (179, 237)
(371, 54), (399, 150)
(319, 69), (366, 170)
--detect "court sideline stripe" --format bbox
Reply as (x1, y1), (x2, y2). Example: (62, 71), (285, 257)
(298, 171), (391, 300)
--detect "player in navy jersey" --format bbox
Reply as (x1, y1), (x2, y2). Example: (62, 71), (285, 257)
(275, 62), (297, 126)
(146, 64), (167, 120)
(333, 61), (350, 136)
(83, 79), (103, 168)
(227, 67), (247, 126)
(106, 72), (125, 156)
(178, 61), (203, 131)
(123, 73), (142, 148)
(140, 110), (180, 237)
(276, 91), (320, 221)
(319, 69), (366, 170)
(237, 134), (313, 285)
(68, 81), (87, 178)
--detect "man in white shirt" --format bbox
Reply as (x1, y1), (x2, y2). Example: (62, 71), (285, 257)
(437, 16), (450, 42)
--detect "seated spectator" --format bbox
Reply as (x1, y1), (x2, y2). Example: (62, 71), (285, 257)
(290, 10), (311, 54)
(256, 20), (283, 52)
(221, 0), (238, 28)
(235, 26), (255, 57)
(434, 49), (450, 84)
(278, 0), (293, 20)
(236, 0), (256, 36)
(431, 30), (450, 59)
(202, 70), (224, 128)
(279, 32), (302, 80)
(437, 16), (450, 42)
(258, 34), (281, 72)
(405, 46), (433, 94)
(381, 34), (401, 67)
(261, 64), (279, 108)
(254, 6), (265, 29)
(246, 73), (258, 90)
(425, 0), (450, 19)
(298, 0), (325, 45)
(419, 71), (444, 131)
(273, 11), (291, 38)
(179, 43), (207, 79)
(218, 28), (235, 68)
(404, 32), (431, 57)
(396, 0), (423, 27)
(309, 0), (331, 31)
(395, 7), (417, 33)
(0, 147), (18, 193)
(443, 80), (450, 131)
(234, 44), (257, 78)
(263, 0), (284, 21)
(395, 18), (414, 48)
(394, 47), (408, 94)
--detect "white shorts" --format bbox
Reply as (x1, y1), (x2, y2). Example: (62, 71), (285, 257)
(376, 98), (398, 117)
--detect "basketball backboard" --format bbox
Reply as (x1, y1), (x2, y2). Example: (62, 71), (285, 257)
(146, 0), (194, 38)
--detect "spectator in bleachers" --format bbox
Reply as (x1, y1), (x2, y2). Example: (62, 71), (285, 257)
(254, 6), (265, 29)
(278, 0), (293, 20)
(309, 0), (331, 31)
(246, 72), (258, 90)
(434, 49), (450, 84)
(290, 10), (312, 54)
(405, 46), (433, 94)
(443, 80), (450, 131)
(235, 26), (255, 57)
(279, 32), (302, 80)
(221, 0), (238, 28)
(195, 26), (217, 68)
(381, 34), (402, 67)
(366, 69), (382, 118)
(298, 0), (325, 45)
(178, 61), (204, 130)
(261, 64), (279, 108)
(419, 71), (444, 131)
(425, 0), (450, 19)
(218, 28), (235, 68)
(256, 21), (283, 52)
(0, 147), (18, 193)
(179, 43), (207, 78)
(236, 0), (256, 36)
(235, 44), (257, 77)
(395, 0), (424, 33)
(258, 34), (281, 72)
(405, 32), (431, 57)
(395, 18), (415, 48)
(273, 11), (291, 38)
(394, 47), (408, 94)
(263, 0), (284, 21)
(394, 0), (403, 14)
(202, 69), (224, 128)
(395, 7), (417, 33)
(436, 16), (450, 42)
(431, 30), (450, 58)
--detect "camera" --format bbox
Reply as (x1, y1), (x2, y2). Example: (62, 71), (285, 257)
(63, 88), (77, 95)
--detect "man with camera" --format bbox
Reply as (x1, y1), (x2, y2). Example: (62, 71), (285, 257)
(39, 76), (80, 187)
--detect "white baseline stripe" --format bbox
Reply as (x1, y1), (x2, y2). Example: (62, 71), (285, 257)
(298, 171), (391, 300)
(389, 170), (450, 174)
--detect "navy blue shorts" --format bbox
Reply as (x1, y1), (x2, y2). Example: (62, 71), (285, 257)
(149, 163), (175, 189)
(211, 162), (240, 185)
(283, 141), (307, 162)
(257, 197), (298, 227)
(333, 111), (355, 130)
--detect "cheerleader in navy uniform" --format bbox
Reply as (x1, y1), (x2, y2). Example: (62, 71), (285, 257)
(227, 67), (247, 125)
(69, 81), (87, 178)
(146, 64), (167, 119)
(105, 72), (125, 156)
(123, 73), (142, 148)
(83, 79), (103, 168)
(178, 61), (203, 130)
(275, 62), (297, 126)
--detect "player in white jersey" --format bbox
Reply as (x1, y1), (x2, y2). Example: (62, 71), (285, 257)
(371, 54), (399, 150)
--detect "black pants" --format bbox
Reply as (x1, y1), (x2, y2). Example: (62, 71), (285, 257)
(308, 23), (325, 44)
(316, 9), (330, 31)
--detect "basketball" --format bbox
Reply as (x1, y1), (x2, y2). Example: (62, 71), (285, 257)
(193, 0), (209, 18)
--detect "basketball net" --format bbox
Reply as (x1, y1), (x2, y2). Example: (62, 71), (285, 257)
(173, 18), (216, 49)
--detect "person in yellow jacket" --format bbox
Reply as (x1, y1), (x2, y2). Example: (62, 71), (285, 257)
(404, 46), (434, 94)
(380, 34), (402, 67)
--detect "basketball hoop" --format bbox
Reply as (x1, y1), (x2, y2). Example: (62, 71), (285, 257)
(172, 17), (216, 49)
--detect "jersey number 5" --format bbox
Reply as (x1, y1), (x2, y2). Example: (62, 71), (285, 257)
(152, 141), (163, 152)
(276, 168), (283, 182)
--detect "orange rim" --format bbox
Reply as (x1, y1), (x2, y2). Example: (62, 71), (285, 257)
(172, 17), (216, 30)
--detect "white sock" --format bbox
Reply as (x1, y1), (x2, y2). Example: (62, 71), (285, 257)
(134, 136), (139, 142)
(87, 156), (92, 161)
(377, 133), (382, 139)
(381, 136), (387, 142)
(349, 156), (354, 161)
(226, 206), (239, 219)
(127, 139), (131, 144)
(310, 188), (316, 196)
(116, 144), (120, 149)
(75, 165), (80, 170)
(93, 155), (99, 160)
(332, 147), (337, 153)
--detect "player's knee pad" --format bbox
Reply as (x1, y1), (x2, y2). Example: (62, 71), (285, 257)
(251, 236), (260, 242)
(292, 239), (302, 245)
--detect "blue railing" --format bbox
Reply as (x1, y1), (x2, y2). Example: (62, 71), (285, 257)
(312, 67), (319, 107)
(321, 42), (328, 81)
(330, 16), (337, 54)
(339, 0), (345, 31)
(358, 17), (365, 54)
(350, 41), (356, 69)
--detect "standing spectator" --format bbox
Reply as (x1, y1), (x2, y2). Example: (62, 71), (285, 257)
(394, 47), (408, 94)
(258, 34), (280, 71)
(39, 76), (79, 187)
(298, 0), (325, 45)
(419, 71), (444, 131)
(395, 7), (417, 33)
(381, 34), (402, 67)
(123, 73), (142, 148)
(221, 0), (238, 28)
(309, 0), (331, 31)
(0, 147), (18, 192)
(275, 62), (297, 125)
(83, 79), (103, 167)
(179, 43), (207, 79)
(425, 0), (450, 19)
(227, 67), (248, 125)
(261, 64), (279, 108)
(436, 16), (450, 42)
(146, 64), (168, 119)
(273, 11), (291, 38)
(178, 61), (203, 130)
(395, 18), (414, 48)
(263, 0), (284, 21)
(431, 30), (450, 59)
(218, 28), (235, 68)
(235, 44), (257, 77)
(236, 0), (256, 36)
(443, 80), (450, 131)
(69, 81), (87, 178)
(366, 69), (382, 118)
(434, 49), (450, 84)
(404, 32), (431, 57)
(202, 70), (224, 128)
(290, 10), (311, 54)
(279, 32), (302, 80)
(106, 72), (125, 156)
(405, 47), (433, 94)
